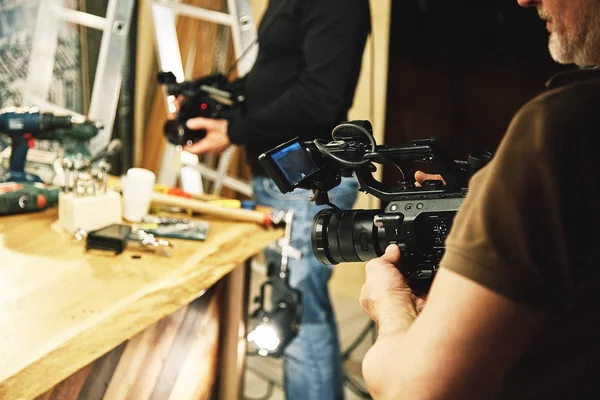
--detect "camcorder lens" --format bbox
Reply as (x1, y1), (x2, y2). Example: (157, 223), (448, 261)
(164, 119), (186, 146)
(312, 209), (386, 264)
(163, 119), (206, 146)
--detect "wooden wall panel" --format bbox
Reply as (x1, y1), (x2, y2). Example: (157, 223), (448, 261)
(102, 308), (188, 400)
(35, 284), (222, 400)
(381, 3), (569, 185)
(78, 343), (127, 400)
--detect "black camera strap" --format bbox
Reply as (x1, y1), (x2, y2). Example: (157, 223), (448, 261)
(226, 0), (293, 78)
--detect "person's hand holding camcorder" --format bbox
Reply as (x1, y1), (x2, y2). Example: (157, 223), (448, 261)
(360, 171), (446, 333)
(160, 72), (244, 154)
(168, 95), (231, 156)
(183, 117), (230, 155)
(360, 244), (427, 335)
(359, 171), (446, 334)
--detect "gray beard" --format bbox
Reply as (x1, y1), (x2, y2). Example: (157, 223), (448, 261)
(547, 14), (600, 67)
(548, 33), (578, 65)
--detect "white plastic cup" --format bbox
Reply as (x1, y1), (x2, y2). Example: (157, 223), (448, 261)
(122, 196), (152, 223)
(121, 168), (155, 199)
(121, 168), (155, 222)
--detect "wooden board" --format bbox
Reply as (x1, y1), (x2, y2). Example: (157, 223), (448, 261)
(33, 283), (223, 400)
(0, 209), (282, 400)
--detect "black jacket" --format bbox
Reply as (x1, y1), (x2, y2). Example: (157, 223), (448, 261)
(227, 0), (371, 175)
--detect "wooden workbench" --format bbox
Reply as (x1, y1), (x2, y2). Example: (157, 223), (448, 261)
(0, 208), (282, 400)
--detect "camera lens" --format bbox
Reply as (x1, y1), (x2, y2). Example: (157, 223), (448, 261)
(164, 119), (186, 146)
(312, 209), (386, 265)
(163, 119), (207, 146)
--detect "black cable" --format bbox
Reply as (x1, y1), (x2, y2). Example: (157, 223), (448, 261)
(314, 122), (376, 167)
(340, 320), (376, 399)
(331, 123), (377, 151)
(243, 364), (280, 400)
(314, 139), (371, 167)
(313, 139), (368, 167)
(226, 0), (292, 78)
(325, 200), (341, 211)
(342, 320), (376, 360)
(226, 38), (257, 79)
(243, 380), (275, 400)
(364, 154), (406, 181)
(344, 373), (373, 399)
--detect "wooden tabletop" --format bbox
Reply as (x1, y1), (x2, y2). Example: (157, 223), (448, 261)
(0, 209), (282, 400)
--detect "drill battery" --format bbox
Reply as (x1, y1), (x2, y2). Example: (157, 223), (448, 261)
(0, 182), (60, 216)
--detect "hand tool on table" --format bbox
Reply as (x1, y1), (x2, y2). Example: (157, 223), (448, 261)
(0, 182), (60, 216)
(150, 192), (274, 227)
(0, 108), (101, 184)
(75, 224), (173, 257)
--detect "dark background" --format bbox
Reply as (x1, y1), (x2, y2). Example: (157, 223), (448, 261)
(382, 0), (571, 185)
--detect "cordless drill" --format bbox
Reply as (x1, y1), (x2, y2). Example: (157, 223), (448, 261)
(0, 182), (60, 216)
(0, 108), (98, 183)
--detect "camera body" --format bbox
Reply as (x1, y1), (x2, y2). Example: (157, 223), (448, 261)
(259, 121), (492, 287)
(157, 71), (245, 146)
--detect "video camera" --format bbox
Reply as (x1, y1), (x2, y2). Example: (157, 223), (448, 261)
(259, 121), (492, 288)
(157, 71), (245, 146)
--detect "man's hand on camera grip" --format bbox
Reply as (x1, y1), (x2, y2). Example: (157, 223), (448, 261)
(360, 245), (426, 335)
(414, 170), (446, 187)
(183, 117), (231, 155)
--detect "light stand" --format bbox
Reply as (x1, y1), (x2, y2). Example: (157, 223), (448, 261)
(247, 210), (302, 357)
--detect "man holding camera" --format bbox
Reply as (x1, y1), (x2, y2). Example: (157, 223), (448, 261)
(176, 0), (371, 398)
(360, 0), (600, 398)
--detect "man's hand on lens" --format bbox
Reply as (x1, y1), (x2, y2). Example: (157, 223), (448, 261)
(414, 170), (446, 187)
(183, 117), (231, 155)
(360, 245), (426, 336)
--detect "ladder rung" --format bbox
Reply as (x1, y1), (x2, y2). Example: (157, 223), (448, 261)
(27, 97), (87, 121)
(190, 163), (253, 196)
(52, 6), (107, 31)
(155, 0), (235, 27)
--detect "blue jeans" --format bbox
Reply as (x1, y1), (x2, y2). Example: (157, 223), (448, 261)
(251, 176), (359, 400)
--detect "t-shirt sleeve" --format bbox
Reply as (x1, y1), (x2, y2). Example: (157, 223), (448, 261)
(440, 100), (576, 310)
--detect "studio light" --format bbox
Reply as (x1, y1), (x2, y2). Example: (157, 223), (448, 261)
(247, 268), (302, 358)
(247, 210), (302, 357)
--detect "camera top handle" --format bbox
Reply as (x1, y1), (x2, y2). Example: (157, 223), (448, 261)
(340, 136), (466, 202)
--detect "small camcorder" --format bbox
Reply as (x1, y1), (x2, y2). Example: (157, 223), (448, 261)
(157, 71), (245, 146)
(259, 121), (492, 289)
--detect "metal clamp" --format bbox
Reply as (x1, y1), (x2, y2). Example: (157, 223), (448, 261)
(268, 209), (301, 279)
(129, 228), (173, 257)
(73, 227), (173, 257)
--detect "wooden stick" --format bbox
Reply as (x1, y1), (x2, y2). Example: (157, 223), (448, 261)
(150, 192), (271, 226)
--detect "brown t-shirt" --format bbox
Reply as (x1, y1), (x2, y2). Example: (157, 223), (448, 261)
(440, 68), (600, 399)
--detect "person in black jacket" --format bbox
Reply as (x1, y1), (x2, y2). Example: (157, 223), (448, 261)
(181, 1), (371, 398)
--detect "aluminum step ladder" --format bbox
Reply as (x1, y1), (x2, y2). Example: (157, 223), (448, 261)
(150, 0), (257, 196)
(22, 0), (136, 155)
